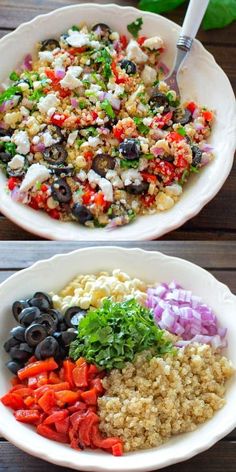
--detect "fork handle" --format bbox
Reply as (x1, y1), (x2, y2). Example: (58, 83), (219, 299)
(180, 0), (210, 42)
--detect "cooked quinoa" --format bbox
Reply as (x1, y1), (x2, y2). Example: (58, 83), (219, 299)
(98, 345), (234, 452)
(0, 19), (214, 229)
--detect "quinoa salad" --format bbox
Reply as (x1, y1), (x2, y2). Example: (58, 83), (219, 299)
(1, 270), (233, 455)
(0, 18), (214, 228)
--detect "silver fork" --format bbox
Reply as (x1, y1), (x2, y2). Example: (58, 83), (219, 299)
(165, 0), (210, 97)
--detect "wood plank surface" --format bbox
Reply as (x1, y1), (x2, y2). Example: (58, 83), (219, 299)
(0, 0), (235, 240)
(0, 241), (236, 470)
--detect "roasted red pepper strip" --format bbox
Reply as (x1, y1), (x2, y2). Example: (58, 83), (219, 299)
(38, 389), (56, 414)
(81, 388), (97, 405)
(14, 409), (40, 424)
(72, 361), (89, 388)
(55, 390), (80, 406)
(1, 392), (25, 410)
(44, 410), (68, 425)
(18, 358), (58, 381)
(37, 423), (69, 443)
(63, 360), (75, 388)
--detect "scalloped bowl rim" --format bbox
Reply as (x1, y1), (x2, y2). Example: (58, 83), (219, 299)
(0, 3), (235, 241)
(0, 246), (236, 471)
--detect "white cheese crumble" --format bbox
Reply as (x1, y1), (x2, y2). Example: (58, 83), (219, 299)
(77, 170), (87, 182)
(106, 170), (123, 189)
(126, 40), (148, 64)
(141, 65), (157, 85)
(60, 71), (82, 90)
(81, 136), (102, 148)
(68, 66), (83, 77)
(38, 51), (54, 63)
(12, 131), (30, 155)
(99, 178), (113, 202)
(143, 36), (164, 50)
(67, 130), (78, 146)
(66, 32), (90, 48)
(8, 154), (25, 170)
(38, 93), (60, 114)
(20, 163), (51, 192)
(42, 131), (58, 147)
(87, 169), (101, 186)
(121, 169), (142, 186)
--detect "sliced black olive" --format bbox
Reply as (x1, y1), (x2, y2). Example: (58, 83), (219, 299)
(34, 291), (52, 305)
(0, 152), (12, 163)
(18, 306), (41, 326)
(91, 153), (116, 177)
(43, 144), (68, 165)
(4, 337), (19, 353)
(35, 336), (59, 360)
(58, 346), (67, 360)
(47, 308), (63, 323)
(12, 300), (30, 322)
(173, 108), (192, 125)
(0, 128), (13, 137)
(91, 23), (112, 39)
(64, 306), (87, 328)
(185, 135), (191, 145)
(51, 178), (72, 203)
(19, 343), (33, 354)
(7, 166), (25, 178)
(119, 139), (141, 160)
(191, 145), (202, 167)
(35, 313), (58, 335)
(106, 117), (118, 130)
(125, 181), (149, 195)
(149, 92), (169, 111)
(25, 323), (48, 347)
(119, 59), (137, 75)
(50, 165), (74, 176)
(40, 39), (60, 51)
(10, 326), (26, 342)
(61, 329), (77, 346)
(58, 321), (68, 332)
(30, 293), (52, 311)
(71, 204), (94, 225)
(53, 331), (62, 342)
(46, 125), (65, 144)
(6, 360), (24, 374)
(9, 346), (31, 362)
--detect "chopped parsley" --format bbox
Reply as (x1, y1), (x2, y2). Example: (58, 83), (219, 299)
(69, 298), (174, 370)
(78, 100), (87, 109)
(127, 17), (143, 39)
(76, 138), (86, 147)
(133, 117), (150, 136)
(0, 86), (21, 106)
(4, 142), (16, 156)
(101, 99), (115, 119)
(71, 25), (80, 31)
(120, 158), (140, 169)
(95, 48), (112, 80)
(9, 71), (20, 82)
(29, 89), (45, 101)
(177, 126), (186, 136)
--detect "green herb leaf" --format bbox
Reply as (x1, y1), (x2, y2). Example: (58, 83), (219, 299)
(120, 159), (140, 169)
(101, 99), (115, 119)
(203, 0), (236, 30)
(95, 48), (112, 80)
(133, 117), (150, 136)
(138, 0), (186, 14)
(82, 126), (98, 137)
(78, 100), (87, 109)
(127, 17), (143, 38)
(69, 298), (174, 370)
(76, 138), (86, 147)
(9, 71), (20, 82)
(190, 165), (200, 174)
(179, 169), (189, 186)
(29, 89), (45, 101)
(177, 126), (186, 136)
(0, 86), (21, 106)
(4, 142), (16, 157)
(71, 25), (80, 31)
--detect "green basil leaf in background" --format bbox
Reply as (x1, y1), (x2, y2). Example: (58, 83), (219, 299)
(202, 0), (236, 30)
(139, 0), (186, 14)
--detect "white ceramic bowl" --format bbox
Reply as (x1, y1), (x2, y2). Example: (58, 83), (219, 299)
(0, 246), (236, 471)
(0, 3), (235, 240)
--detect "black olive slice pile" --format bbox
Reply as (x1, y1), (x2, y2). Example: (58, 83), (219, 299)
(51, 178), (72, 203)
(43, 144), (68, 165)
(119, 139), (141, 160)
(91, 153), (116, 177)
(4, 291), (88, 374)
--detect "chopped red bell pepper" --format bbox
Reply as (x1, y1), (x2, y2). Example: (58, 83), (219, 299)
(137, 35), (147, 46)
(90, 378), (104, 395)
(140, 194), (156, 207)
(18, 358), (58, 381)
(78, 411), (99, 447)
(14, 409), (40, 424)
(10, 387), (33, 398)
(63, 360), (75, 389)
(50, 112), (68, 128)
(1, 392), (25, 410)
(167, 131), (184, 143)
(55, 390), (80, 406)
(202, 110), (213, 122)
(72, 361), (89, 388)
(38, 389), (56, 414)
(119, 35), (128, 49)
(8, 177), (19, 191)
(37, 423), (69, 443)
(24, 396), (36, 408)
(141, 172), (157, 183)
(44, 410), (68, 425)
(55, 416), (70, 434)
(68, 401), (87, 413)
(112, 442), (123, 456)
(81, 388), (97, 405)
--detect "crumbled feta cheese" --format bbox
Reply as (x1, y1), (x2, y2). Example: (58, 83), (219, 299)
(52, 53), (68, 69)
(139, 136), (149, 154)
(121, 169), (142, 186)
(106, 170), (123, 189)
(77, 170), (87, 182)
(88, 170), (101, 186)
(18, 82), (29, 92)
(32, 135), (40, 145)
(81, 136), (102, 148)
(89, 84), (102, 93)
(108, 81), (124, 97)
(8, 154), (25, 170)
(60, 71), (82, 90)
(38, 51), (54, 62)
(141, 65), (157, 85)
(99, 178), (113, 202)
(4, 111), (22, 126)
(47, 107), (56, 118)
(38, 93), (60, 114)
(143, 117), (153, 126)
(12, 130), (30, 155)
(68, 66), (83, 77)
(156, 192), (174, 211)
(90, 41), (101, 49)
(126, 40), (148, 64)
(66, 32), (90, 48)
(143, 36), (164, 50)
(165, 184), (182, 197)
(20, 163), (51, 192)
(75, 155), (87, 169)
(33, 81), (42, 90)
(67, 130), (78, 146)
(20, 106), (30, 117)
(42, 131), (57, 147)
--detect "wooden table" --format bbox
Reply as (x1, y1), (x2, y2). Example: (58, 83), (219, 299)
(0, 241), (236, 471)
(0, 0), (235, 240)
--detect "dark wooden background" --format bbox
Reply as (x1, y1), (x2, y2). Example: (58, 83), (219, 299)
(0, 241), (236, 472)
(0, 0), (235, 240)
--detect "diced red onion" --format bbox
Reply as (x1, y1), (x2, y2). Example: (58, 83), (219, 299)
(0, 95), (20, 113)
(54, 68), (65, 79)
(23, 54), (33, 71)
(113, 40), (120, 51)
(151, 146), (164, 157)
(98, 92), (106, 101)
(70, 97), (78, 108)
(158, 62), (169, 75)
(34, 142), (46, 152)
(200, 153), (211, 167)
(146, 281), (227, 349)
